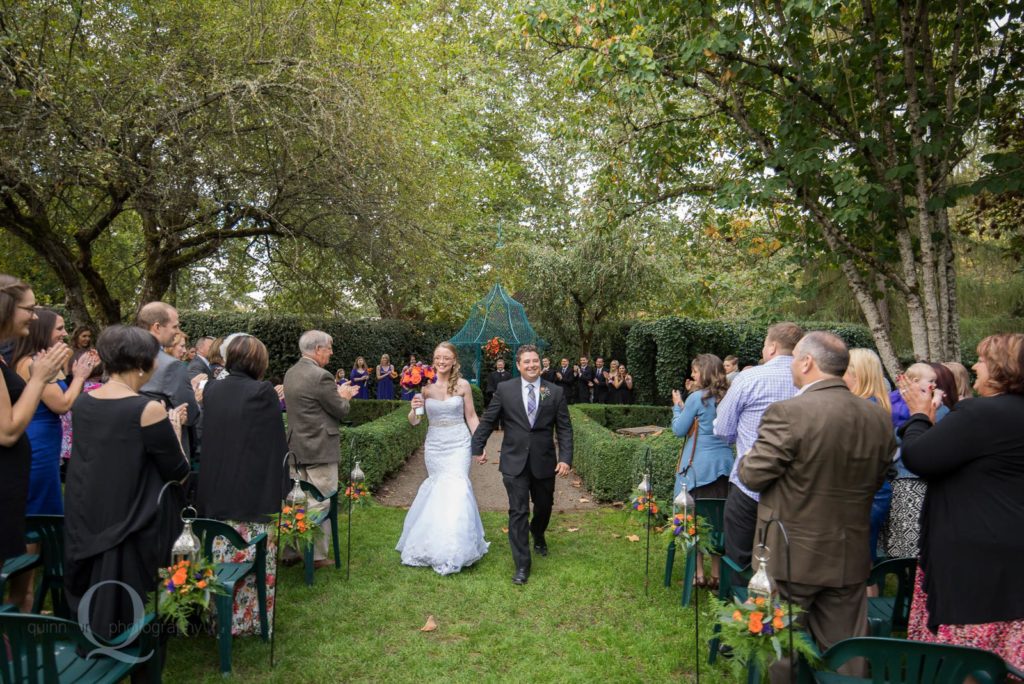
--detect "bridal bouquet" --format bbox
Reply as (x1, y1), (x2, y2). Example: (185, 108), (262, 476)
(400, 362), (437, 391)
(149, 557), (227, 634)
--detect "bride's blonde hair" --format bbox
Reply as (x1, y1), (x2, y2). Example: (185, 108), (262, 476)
(435, 341), (462, 397)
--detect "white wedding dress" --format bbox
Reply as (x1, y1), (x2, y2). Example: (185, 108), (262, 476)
(396, 396), (489, 575)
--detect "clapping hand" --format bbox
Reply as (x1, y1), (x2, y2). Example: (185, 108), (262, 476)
(71, 349), (99, 380)
(896, 374), (937, 423)
(274, 384), (285, 401)
(337, 380), (359, 401)
(190, 373), (208, 403)
(168, 403), (188, 441)
(672, 389), (684, 408)
(30, 343), (72, 383)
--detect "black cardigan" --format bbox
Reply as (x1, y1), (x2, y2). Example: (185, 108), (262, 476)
(197, 372), (289, 522)
(900, 393), (1024, 630)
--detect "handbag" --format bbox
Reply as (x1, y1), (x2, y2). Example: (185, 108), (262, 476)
(676, 417), (699, 475)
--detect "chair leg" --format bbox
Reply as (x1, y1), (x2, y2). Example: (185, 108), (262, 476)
(664, 541), (676, 588)
(256, 564), (269, 642)
(681, 546), (696, 607)
(331, 512), (341, 569)
(303, 544), (314, 587)
(215, 593), (234, 673)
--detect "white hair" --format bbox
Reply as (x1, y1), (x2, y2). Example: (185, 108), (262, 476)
(220, 333), (252, 366)
(298, 330), (332, 355)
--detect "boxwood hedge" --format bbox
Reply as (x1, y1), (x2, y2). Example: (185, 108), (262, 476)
(569, 405), (681, 503)
(626, 316), (875, 405)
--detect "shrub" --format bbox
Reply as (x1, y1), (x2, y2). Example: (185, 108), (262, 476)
(339, 406), (426, 490)
(569, 406), (681, 503)
(346, 400), (408, 426)
(626, 316), (875, 404)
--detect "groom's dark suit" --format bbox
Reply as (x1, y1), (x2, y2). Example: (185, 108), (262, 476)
(472, 377), (573, 574)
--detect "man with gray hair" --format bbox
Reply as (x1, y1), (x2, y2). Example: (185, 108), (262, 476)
(739, 332), (896, 679)
(282, 330), (359, 568)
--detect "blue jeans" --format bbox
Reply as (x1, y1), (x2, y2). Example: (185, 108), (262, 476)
(869, 481), (893, 563)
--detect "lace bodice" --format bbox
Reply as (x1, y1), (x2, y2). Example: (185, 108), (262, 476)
(425, 395), (465, 426)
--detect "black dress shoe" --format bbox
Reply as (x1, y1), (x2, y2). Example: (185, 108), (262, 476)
(533, 536), (548, 557)
(512, 568), (529, 585)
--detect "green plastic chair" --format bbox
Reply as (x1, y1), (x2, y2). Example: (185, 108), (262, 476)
(866, 557), (917, 637)
(707, 554), (752, 665)
(663, 498), (727, 597)
(25, 515), (69, 618)
(190, 519), (269, 674)
(0, 553), (40, 607)
(299, 479), (340, 586)
(813, 636), (1016, 683)
(0, 611), (159, 683)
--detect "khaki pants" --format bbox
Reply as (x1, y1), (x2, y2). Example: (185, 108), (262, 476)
(288, 462), (338, 562)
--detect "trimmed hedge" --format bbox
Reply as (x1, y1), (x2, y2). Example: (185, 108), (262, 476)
(339, 406), (427, 490)
(571, 403), (672, 432)
(179, 311), (456, 384)
(569, 405), (680, 503)
(346, 400), (408, 426)
(626, 317), (876, 405)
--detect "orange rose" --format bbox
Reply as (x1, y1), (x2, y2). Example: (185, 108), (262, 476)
(295, 512), (305, 520)
(172, 568), (188, 586)
(774, 607), (784, 618)
(282, 506), (292, 514)
(754, 597), (765, 607)
(772, 616), (784, 630)
(748, 611), (764, 634)
(732, 610), (743, 622)
(197, 580), (208, 589)
(688, 527), (696, 535)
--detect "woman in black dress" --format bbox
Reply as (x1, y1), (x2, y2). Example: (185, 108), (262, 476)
(197, 335), (288, 636)
(64, 325), (190, 643)
(0, 275), (69, 574)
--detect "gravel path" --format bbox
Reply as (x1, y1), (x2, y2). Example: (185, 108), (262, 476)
(374, 430), (599, 512)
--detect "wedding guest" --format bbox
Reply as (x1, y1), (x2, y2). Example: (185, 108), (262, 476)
(592, 357), (608, 404)
(334, 368), (348, 386)
(898, 333), (1024, 672)
(400, 354), (418, 400)
(609, 364), (634, 404)
(197, 335), (288, 636)
(540, 357), (557, 384)
(842, 349), (892, 571)
(576, 356), (595, 404)
(942, 361), (973, 401)
(188, 336), (215, 379)
(0, 276), (69, 600)
(714, 322), (804, 571)
(165, 331), (189, 362)
(375, 354), (396, 400)
(208, 336), (226, 379)
(64, 325), (190, 650)
(671, 354), (734, 589)
(350, 356), (370, 399)
(741, 332), (895, 677)
(723, 355), (739, 384)
(71, 325), (94, 352)
(62, 349), (105, 470)
(883, 362), (951, 559)
(555, 358), (575, 403)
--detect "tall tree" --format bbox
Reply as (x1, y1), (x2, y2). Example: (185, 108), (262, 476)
(521, 0), (1024, 374)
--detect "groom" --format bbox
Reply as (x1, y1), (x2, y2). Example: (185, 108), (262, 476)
(472, 344), (573, 585)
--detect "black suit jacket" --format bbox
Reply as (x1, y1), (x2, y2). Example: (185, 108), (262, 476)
(576, 365), (595, 397)
(187, 355), (212, 379)
(486, 369), (511, 394)
(472, 377), (573, 479)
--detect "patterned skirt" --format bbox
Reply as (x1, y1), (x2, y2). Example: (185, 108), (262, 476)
(908, 567), (1024, 673)
(210, 520), (277, 637)
(882, 478), (926, 559)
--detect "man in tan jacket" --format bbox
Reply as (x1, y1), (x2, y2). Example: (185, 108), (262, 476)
(739, 331), (896, 675)
(283, 330), (359, 567)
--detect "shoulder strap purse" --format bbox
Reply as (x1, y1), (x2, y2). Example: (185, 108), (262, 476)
(677, 416), (699, 475)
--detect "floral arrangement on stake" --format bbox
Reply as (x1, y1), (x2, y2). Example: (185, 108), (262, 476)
(345, 481), (372, 507)
(276, 503), (322, 554)
(629, 493), (661, 522)
(482, 337), (509, 361)
(665, 511), (715, 556)
(712, 596), (819, 682)
(149, 557), (226, 634)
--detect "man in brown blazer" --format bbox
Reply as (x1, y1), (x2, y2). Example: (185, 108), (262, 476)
(739, 332), (896, 676)
(283, 330), (359, 567)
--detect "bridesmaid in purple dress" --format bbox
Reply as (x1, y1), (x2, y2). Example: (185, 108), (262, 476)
(350, 356), (370, 400)
(376, 354), (396, 400)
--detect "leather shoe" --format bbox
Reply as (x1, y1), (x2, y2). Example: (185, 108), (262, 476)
(512, 568), (529, 585)
(313, 559), (334, 570)
(533, 537), (548, 557)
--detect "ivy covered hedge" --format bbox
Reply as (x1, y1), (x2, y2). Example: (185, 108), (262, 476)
(179, 311), (456, 383)
(339, 406), (426, 490)
(626, 317), (875, 405)
(569, 405), (681, 503)
(346, 400), (408, 426)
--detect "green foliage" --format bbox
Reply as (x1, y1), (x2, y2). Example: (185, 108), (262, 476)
(626, 317), (875, 405)
(178, 311), (455, 382)
(470, 383), (485, 417)
(340, 407), (427, 491)
(569, 406), (679, 502)
(346, 400), (409, 426)
(571, 403), (672, 431)
(711, 596), (820, 683)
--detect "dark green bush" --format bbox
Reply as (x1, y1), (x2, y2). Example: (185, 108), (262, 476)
(571, 404), (672, 431)
(569, 406), (681, 503)
(346, 400), (408, 426)
(626, 317), (876, 405)
(471, 383), (484, 416)
(339, 406), (426, 490)
(179, 311), (456, 383)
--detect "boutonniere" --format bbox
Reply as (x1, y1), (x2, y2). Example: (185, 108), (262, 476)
(539, 385), (551, 402)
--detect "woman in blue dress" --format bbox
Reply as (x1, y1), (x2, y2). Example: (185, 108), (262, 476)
(671, 353), (734, 590)
(350, 356), (370, 400)
(9, 308), (99, 610)
(376, 354), (396, 400)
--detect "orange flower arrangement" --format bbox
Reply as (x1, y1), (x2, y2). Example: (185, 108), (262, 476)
(345, 481), (372, 507)
(150, 556), (226, 634)
(482, 337), (509, 361)
(664, 511), (714, 554)
(714, 595), (817, 682)
(277, 504), (322, 552)
(400, 362), (437, 391)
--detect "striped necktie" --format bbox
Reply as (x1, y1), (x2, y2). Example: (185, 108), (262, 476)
(527, 383), (537, 425)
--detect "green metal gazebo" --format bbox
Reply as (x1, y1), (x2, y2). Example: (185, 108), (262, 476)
(449, 283), (546, 383)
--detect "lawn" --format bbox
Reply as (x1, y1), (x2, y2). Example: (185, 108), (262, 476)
(163, 506), (735, 683)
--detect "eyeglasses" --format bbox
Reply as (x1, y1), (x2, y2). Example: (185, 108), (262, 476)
(16, 304), (40, 314)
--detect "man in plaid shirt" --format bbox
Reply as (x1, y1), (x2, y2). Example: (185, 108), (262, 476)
(713, 322), (805, 570)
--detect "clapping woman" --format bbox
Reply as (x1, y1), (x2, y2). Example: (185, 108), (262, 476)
(376, 354), (396, 400)
(350, 356), (370, 400)
(197, 335), (288, 636)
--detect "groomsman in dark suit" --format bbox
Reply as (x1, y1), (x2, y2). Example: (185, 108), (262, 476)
(541, 357), (557, 384)
(555, 358), (576, 403)
(485, 358), (512, 430)
(575, 356), (595, 403)
(592, 357), (608, 404)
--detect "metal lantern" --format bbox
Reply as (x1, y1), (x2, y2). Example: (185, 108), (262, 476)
(171, 506), (201, 565)
(286, 477), (308, 510)
(350, 461), (365, 483)
(673, 482), (695, 517)
(635, 472), (651, 495)
(747, 543), (776, 602)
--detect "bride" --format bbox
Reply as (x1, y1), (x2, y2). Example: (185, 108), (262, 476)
(396, 342), (489, 575)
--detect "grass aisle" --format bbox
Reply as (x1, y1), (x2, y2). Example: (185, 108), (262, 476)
(164, 507), (734, 683)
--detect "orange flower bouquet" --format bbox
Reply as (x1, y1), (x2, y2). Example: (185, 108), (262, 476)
(401, 362), (437, 415)
(345, 481), (372, 507)
(713, 596), (818, 681)
(665, 511), (714, 555)
(629, 494), (662, 522)
(482, 337), (509, 361)
(276, 503), (322, 554)
(149, 557), (226, 634)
